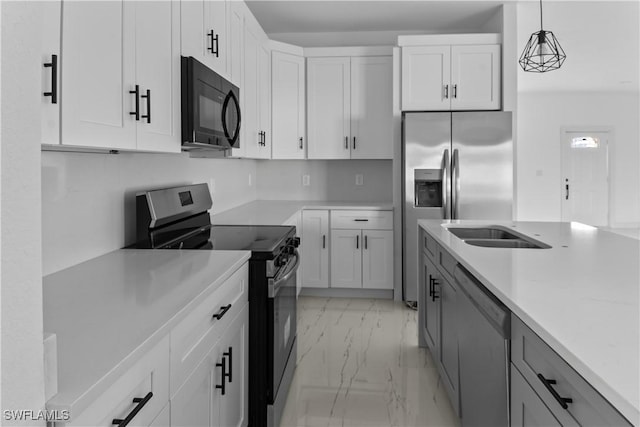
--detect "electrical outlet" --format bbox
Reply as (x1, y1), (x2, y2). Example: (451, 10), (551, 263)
(355, 174), (364, 186)
(302, 175), (311, 186)
(209, 178), (216, 194)
(248, 173), (253, 186)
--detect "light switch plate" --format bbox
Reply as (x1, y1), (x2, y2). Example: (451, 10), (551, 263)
(355, 174), (364, 186)
(302, 175), (311, 186)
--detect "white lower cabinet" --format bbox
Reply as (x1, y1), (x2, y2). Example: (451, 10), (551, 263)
(301, 210), (330, 288)
(171, 304), (248, 427)
(361, 230), (393, 289)
(330, 229), (362, 288)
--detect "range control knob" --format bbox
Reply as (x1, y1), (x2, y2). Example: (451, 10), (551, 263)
(291, 237), (301, 248)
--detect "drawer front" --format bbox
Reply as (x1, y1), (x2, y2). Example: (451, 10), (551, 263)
(170, 263), (248, 397)
(68, 336), (169, 427)
(511, 315), (632, 426)
(437, 244), (456, 280)
(330, 210), (393, 230)
(422, 231), (437, 260)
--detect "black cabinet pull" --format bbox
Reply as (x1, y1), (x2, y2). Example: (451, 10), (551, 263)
(453, 84), (458, 99)
(322, 234), (326, 249)
(212, 304), (232, 320)
(353, 136), (356, 150)
(112, 392), (153, 427)
(207, 30), (215, 53)
(354, 219), (369, 222)
(43, 54), (58, 104)
(364, 235), (368, 249)
(537, 374), (573, 409)
(299, 137), (303, 149)
(216, 357), (226, 395)
(223, 347), (233, 382)
(129, 85), (140, 121)
(345, 136), (348, 149)
(141, 89), (151, 124)
(356, 234), (359, 249)
(213, 33), (220, 57)
(431, 278), (440, 302)
(428, 275), (433, 297)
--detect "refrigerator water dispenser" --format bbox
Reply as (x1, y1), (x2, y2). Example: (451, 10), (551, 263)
(414, 169), (442, 208)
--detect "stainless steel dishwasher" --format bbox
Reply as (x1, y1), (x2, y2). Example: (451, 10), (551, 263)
(454, 264), (511, 427)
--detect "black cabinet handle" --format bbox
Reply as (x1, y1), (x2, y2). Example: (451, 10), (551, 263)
(141, 89), (151, 124)
(345, 136), (348, 149)
(212, 304), (232, 320)
(207, 30), (215, 53)
(43, 54), (58, 104)
(213, 33), (220, 57)
(322, 234), (326, 249)
(112, 392), (153, 427)
(216, 357), (226, 395)
(431, 278), (440, 302)
(453, 84), (458, 99)
(299, 137), (303, 149)
(356, 234), (359, 249)
(364, 235), (368, 249)
(428, 275), (433, 297)
(353, 136), (356, 150)
(129, 85), (140, 121)
(223, 347), (232, 383)
(537, 374), (573, 409)
(354, 219), (369, 222)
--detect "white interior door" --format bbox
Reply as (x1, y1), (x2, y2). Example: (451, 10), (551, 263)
(561, 130), (610, 226)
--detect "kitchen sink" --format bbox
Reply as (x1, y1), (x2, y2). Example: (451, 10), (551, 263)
(446, 226), (551, 249)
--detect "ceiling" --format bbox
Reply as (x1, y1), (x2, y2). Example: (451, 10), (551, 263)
(246, 1), (505, 35)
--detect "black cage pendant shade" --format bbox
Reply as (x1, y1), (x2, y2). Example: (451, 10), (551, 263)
(519, 0), (566, 72)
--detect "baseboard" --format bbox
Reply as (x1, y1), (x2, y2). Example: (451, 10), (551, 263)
(299, 287), (394, 299)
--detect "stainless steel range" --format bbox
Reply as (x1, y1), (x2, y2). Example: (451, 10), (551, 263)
(135, 183), (298, 427)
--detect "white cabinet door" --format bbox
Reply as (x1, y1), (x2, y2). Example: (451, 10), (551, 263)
(227, 1), (243, 86)
(234, 22), (259, 158)
(204, 0), (228, 77)
(61, 0), (136, 149)
(41, 0), (61, 146)
(350, 56), (393, 159)
(301, 210), (329, 288)
(330, 230), (362, 288)
(450, 45), (501, 110)
(271, 51), (306, 159)
(134, 1), (180, 153)
(401, 45), (451, 111)
(257, 44), (272, 159)
(361, 230), (393, 289)
(307, 57), (351, 159)
(218, 304), (248, 427)
(171, 343), (219, 427)
(180, 1), (207, 64)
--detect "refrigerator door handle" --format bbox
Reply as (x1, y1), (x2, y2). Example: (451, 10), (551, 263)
(452, 149), (460, 219)
(442, 149), (450, 219)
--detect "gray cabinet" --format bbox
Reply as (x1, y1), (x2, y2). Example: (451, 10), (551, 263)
(511, 365), (562, 427)
(439, 274), (459, 414)
(421, 254), (440, 351)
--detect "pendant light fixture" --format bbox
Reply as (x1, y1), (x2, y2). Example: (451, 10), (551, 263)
(519, 0), (566, 72)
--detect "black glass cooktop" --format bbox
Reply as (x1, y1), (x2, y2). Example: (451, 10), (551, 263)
(208, 225), (294, 254)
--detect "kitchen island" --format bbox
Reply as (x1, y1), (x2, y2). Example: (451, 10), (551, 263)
(419, 220), (639, 426)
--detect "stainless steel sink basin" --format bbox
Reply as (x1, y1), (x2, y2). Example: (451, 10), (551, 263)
(447, 227), (521, 240)
(446, 226), (551, 249)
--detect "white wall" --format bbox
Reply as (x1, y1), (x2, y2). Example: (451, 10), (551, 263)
(515, 1), (640, 226)
(1, 2), (46, 424)
(256, 160), (393, 202)
(42, 153), (257, 275)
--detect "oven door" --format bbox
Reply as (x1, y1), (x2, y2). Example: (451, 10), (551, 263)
(267, 250), (299, 402)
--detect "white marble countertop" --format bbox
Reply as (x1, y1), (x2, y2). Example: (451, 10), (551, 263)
(43, 249), (250, 418)
(419, 220), (639, 425)
(213, 200), (393, 225)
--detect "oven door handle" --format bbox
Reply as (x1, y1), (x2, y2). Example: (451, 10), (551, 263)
(268, 250), (300, 298)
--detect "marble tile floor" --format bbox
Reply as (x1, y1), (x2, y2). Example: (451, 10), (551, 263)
(279, 297), (460, 427)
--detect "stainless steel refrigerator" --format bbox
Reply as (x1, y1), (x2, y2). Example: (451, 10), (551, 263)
(402, 111), (513, 303)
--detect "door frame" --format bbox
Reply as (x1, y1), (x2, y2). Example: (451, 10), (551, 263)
(560, 126), (613, 227)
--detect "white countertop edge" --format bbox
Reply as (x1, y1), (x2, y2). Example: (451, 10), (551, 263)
(418, 221), (639, 426)
(45, 250), (251, 417)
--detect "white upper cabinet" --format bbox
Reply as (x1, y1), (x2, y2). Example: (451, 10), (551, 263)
(401, 46), (451, 111)
(41, 0), (61, 146)
(350, 56), (393, 159)
(60, 1), (180, 152)
(400, 35), (501, 111)
(239, 22), (260, 158)
(307, 57), (352, 159)
(180, 0), (228, 79)
(450, 45), (501, 110)
(271, 50), (306, 159)
(257, 44), (272, 159)
(307, 54), (393, 160)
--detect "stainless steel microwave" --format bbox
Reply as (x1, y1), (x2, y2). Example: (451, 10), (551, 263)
(181, 56), (241, 150)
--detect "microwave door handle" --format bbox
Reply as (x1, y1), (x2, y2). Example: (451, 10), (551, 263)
(442, 149), (450, 219)
(222, 90), (241, 144)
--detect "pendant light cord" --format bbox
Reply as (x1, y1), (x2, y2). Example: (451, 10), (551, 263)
(539, 0), (544, 31)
